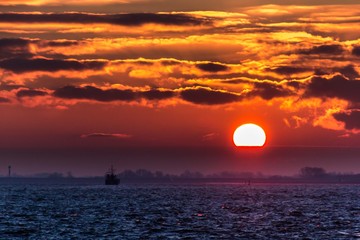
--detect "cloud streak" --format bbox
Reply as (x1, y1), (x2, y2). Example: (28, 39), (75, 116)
(80, 133), (132, 138)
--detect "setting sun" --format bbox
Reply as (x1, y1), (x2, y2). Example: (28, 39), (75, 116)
(233, 123), (266, 147)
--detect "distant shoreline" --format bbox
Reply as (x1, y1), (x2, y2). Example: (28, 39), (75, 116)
(1, 177), (360, 185)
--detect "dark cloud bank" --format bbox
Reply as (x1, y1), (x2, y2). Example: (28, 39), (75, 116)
(334, 110), (360, 130)
(16, 89), (48, 98)
(53, 86), (242, 105)
(196, 63), (228, 72)
(305, 75), (360, 103)
(0, 58), (106, 73)
(0, 13), (210, 26)
(53, 86), (175, 102)
(299, 44), (345, 55)
(0, 97), (10, 103)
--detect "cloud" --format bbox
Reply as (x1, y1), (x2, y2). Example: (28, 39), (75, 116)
(161, 59), (181, 66)
(53, 86), (136, 102)
(270, 66), (311, 75)
(286, 80), (304, 89)
(333, 110), (360, 130)
(352, 45), (360, 56)
(140, 89), (175, 100)
(313, 65), (360, 79)
(43, 40), (80, 47)
(305, 75), (360, 103)
(250, 81), (293, 100)
(299, 44), (345, 55)
(0, 58), (106, 73)
(0, 83), (23, 91)
(335, 65), (359, 79)
(16, 89), (48, 98)
(0, 38), (34, 59)
(30, 85), (245, 105)
(81, 133), (132, 138)
(180, 87), (240, 105)
(0, 38), (86, 61)
(0, 37), (31, 48)
(0, 13), (210, 26)
(196, 62), (228, 72)
(0, 97), (10, 103)
(53, 86), (176, 102)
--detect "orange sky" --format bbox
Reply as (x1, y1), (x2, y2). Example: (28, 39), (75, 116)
(0, 1), (359, 176)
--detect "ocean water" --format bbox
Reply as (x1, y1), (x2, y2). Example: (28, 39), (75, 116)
(1, 182), (360, 239)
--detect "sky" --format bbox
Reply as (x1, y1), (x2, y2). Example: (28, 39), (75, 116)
(0, 0), (359, 176)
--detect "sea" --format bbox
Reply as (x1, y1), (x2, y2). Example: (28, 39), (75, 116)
(1, 180), (360, 239)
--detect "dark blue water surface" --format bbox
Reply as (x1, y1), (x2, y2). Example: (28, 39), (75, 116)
(1, 182), (360, 239)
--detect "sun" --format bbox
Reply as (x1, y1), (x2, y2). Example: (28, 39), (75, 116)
(233, 123), (266, 147)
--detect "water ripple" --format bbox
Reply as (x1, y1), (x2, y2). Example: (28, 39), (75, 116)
(0, 183), (359, 239)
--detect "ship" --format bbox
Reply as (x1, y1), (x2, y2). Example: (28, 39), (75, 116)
(105, 165), (120, 185)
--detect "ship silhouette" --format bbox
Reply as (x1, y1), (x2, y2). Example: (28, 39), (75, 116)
(105, 165), (120, 185)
